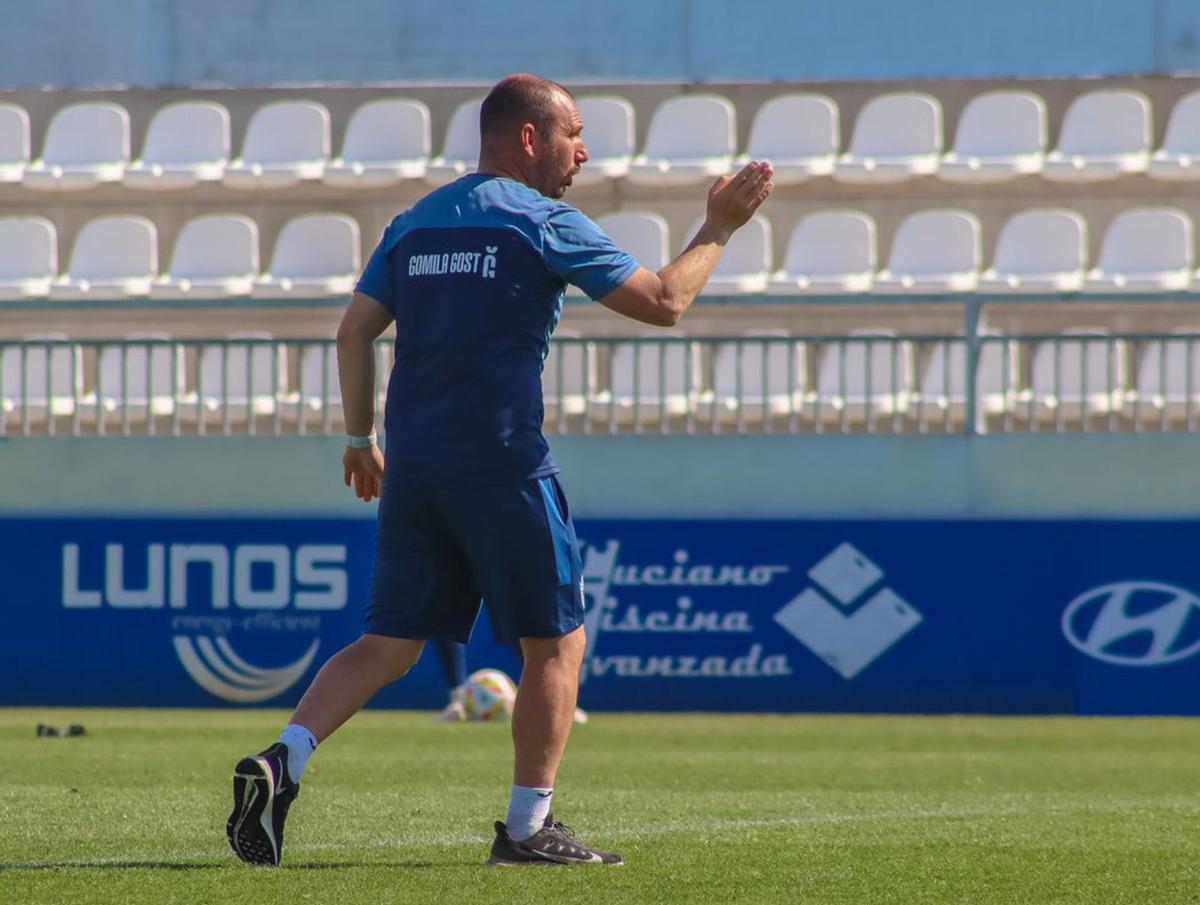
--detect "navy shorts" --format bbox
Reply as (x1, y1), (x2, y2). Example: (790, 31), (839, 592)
(365, 474), (585, 644)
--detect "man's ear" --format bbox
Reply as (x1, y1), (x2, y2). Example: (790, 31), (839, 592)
(520, 122), (537, 157)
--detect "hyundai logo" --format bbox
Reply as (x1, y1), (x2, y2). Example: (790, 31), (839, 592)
(1062, 581), (1200, 667)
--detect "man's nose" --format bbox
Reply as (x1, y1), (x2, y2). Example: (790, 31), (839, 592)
(577, 142), (590, 164)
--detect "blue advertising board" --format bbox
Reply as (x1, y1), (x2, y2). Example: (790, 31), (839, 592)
(2, 516), (1199, 715)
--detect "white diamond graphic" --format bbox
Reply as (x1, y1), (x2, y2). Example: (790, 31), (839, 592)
(774, 586), (923, 679)
(807, 542), (883, 606)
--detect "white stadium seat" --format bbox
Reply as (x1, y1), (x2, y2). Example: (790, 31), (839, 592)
(1027, 329), (1127, 416)
(815, 329), (914, 420)
(1, 333), (82, 417)
(978, 209), (1088, 294)
(425, 98), (483, 186)
(1149, 91), (1200, 181)
(23, 102), (129, 192)
(542, 328), (596, 418)
(97, 332), (183, 417)
(153, 215), (259, 299)
(123, 101), (230, 190)
(0, 216), (57, 300)
(51, 216), (158, 299)
(223, 101), (329, 189)
(0, 103), (30, 183)
(835, 93), (942, 184)
(739, 94), (839, 184)
(1136, 332), (1200, 417)
(323, 99), (430, 188)
(685, 215), (771, 295)
(874, 209), (981, 294)
(597, 212), (670, 272)
(199, 332), (287, 418)
(711, 331), (806, 422)
(1084, 208), (1193, 293)
(608, 336), (701, 421)
(768, 211), (876, 295)
(254, 213), (361, 298)
(1042, 90), (1151, 182)
(939, 91), (1047, 183)
(571, 96), (634, 185)
(626, 95), (735, 186)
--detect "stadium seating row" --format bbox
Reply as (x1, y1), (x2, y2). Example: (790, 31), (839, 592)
(3, 88), (1200, 191)
(3, 332), (1195, 431)
(2, 205), (1197, 301)
(0, 213), (359, 300)
(590, 208), (1200, 295)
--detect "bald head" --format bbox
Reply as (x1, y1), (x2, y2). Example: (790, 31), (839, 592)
(477, 73), (589, 199)
(480, 74), (573, 143)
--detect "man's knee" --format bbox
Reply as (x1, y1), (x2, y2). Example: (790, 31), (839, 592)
(520, 625), (585, 666)
(355, 633), (425, 680)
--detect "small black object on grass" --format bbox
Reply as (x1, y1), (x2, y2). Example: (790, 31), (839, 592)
(36, 723), (86, 738)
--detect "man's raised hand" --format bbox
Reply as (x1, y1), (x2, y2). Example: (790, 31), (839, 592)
(703, 161), (775, 242)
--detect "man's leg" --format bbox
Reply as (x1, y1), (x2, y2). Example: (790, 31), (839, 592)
(511, 625), (585, 788)
(490, 624), (621, 866)
(226, 634), (422, 866)
(509, 639), (589, 724)
(290, 633), (424, 741)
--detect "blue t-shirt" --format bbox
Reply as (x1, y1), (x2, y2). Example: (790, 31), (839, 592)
(356, 174), (639, 485)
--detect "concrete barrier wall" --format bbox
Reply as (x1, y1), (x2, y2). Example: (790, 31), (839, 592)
(2, 434), (1197, 518)
(4, 0), (1200, 88)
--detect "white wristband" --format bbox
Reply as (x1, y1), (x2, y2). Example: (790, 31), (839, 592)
(345, 433), (377, 449)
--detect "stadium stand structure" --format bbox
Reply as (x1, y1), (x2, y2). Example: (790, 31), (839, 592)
(5, 77), (1200, 436)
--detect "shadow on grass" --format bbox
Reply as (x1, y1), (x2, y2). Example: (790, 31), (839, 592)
(0, 860), (438, 872)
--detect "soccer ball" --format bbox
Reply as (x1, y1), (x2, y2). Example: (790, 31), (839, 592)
(458, 668), (517, 721)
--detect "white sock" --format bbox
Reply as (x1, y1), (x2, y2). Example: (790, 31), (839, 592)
(506, 785), (553, 841)
(278, 724), (317, 783)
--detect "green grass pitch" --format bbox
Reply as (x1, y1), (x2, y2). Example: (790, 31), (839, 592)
(0, 709), (1197, 904)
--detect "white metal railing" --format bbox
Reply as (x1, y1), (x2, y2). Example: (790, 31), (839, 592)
(3, 333), (1199, 437)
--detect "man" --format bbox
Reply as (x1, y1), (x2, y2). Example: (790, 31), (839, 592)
(226, 73), (773, 868)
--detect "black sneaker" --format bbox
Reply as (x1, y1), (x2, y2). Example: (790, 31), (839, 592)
(487, 813), (624, 866)
(226, 742), (299, 866)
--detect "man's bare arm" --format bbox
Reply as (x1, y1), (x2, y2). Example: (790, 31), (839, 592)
(599, 161), (774, 327)
(336, 291), (394, 501)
